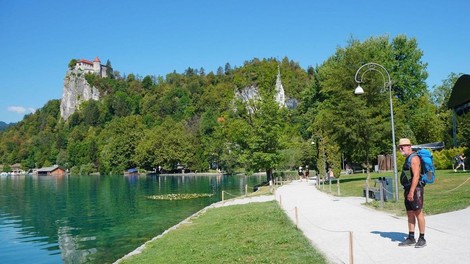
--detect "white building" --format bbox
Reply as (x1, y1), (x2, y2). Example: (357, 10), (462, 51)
(235, 65), (287, 111)
(75, 57), (110, 78)
(274, 65), (286, 107)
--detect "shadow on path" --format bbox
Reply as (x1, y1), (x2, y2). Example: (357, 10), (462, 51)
(371, 231), (407, 242)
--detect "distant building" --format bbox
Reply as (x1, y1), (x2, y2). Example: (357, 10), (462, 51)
(234, 65), (289, 112)
(36, 165), (66, 176)
(75, 57), (111, 78)
(274, 65), (286, 107)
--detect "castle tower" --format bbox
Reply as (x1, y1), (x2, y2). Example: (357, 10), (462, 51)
(275, 65), (286, 107)
(93, 57), (101, 75)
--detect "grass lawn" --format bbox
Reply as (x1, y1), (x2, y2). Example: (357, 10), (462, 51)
(120, 201), (327, 264)
(321, 169), (470, 215)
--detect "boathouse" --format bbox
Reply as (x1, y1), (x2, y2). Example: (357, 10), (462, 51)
(36, 165), (66, 176)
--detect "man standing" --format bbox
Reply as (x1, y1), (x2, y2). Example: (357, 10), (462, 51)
(398, 138), (427, 248)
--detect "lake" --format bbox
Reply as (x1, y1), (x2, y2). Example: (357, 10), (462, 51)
(0, 173), (265, 263)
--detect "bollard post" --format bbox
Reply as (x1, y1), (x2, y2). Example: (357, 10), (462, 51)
(245, 184), (248, 197)
(279, 195), (282, 206)
(295, 206), (299, 228)
(329, 177), (332, 193)
(379, 181), (384, 208)
(337, 178), (341, 196)
(349, 231), (354, 264)
(222, 190), (224, 201)
(365, 180), (369, 204)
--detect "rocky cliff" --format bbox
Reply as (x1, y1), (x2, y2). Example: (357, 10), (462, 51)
(60, 70), (100, 120)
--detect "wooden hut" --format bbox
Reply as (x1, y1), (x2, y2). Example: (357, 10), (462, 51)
(36, 165), (66, 176)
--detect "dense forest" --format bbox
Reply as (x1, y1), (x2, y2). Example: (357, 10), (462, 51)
(0, 35), (467, 178)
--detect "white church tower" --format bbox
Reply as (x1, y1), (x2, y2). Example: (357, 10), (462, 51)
(275, 65), (286, 107)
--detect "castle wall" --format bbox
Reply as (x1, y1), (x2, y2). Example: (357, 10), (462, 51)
(75, 60), (108, 78)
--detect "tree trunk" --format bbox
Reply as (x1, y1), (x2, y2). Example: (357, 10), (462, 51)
(266, 168), (273, 182)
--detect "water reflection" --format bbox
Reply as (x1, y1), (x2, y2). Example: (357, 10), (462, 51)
(0, 174), (264, 263)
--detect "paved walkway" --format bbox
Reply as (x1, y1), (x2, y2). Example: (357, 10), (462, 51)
(275, 181), (470, 264)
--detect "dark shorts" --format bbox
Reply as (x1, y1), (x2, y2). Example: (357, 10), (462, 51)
(404, 186), (424, 211)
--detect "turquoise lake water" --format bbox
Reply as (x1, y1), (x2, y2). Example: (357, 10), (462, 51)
(0, 174), (265, 263)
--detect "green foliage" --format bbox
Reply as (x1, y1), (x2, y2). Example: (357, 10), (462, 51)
(79, 163), (94, 175)
(133, 119), (195, 171)
(68, 59), (78, 69)
(99, 116), (144, 174)
(142, 75), (153, 89)
(82, 100), (100, 126)
(2, 164), (11, 172)
(105, 59), (114, 78)
(312, 35), (433, 171)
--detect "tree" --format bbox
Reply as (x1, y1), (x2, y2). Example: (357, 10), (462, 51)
(82, 100), (100, 126)
(99, 116), (144, 174)
(142, 75), (153, 90)
(105, 59), (114, 78)
(224, 63), (232, 75)
(311, 35), (430, 170)
(68, 59), (78, 69)
(133, 119), (195, 171)
(223, 59), (288, 181)
(432, 73), (461, 146)
(216, 66), (224, 76)
(244, 97), (285, 181)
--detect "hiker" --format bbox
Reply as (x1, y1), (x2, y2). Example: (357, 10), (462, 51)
(398, 138), (427, 248)
(304, 165), (310, 178)
(454, 153), (466, 172)
(328, 168), (335, 180)
(298, 166), (303, 181)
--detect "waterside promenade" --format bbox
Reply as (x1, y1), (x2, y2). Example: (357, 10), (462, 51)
(276, 181), (470, 264)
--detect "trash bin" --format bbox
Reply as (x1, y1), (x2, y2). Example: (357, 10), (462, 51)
(376, 177), (393, 201)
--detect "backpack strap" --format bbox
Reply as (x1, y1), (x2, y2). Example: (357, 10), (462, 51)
(407, 152), (424, 186)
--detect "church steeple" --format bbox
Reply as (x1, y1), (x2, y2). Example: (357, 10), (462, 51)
(275, 65), (286, 107)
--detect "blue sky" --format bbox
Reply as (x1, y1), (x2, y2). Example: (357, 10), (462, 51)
(1, 0), (469, 123)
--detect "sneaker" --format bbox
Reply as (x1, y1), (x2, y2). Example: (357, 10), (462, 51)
(454, 169), (457, 172)
(415, 237), (427, 248)
(398, 237), (416, 246)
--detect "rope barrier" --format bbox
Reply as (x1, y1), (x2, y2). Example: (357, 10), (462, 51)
(444, 176), (470, 193)
(222, 190), (238, 197)
(278, 200), (355, 263)
(352, 235), (377, 264)
(296, 210), (351, 233)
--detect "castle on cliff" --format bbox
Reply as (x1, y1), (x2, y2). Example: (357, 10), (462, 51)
(75, 57), (110, 78)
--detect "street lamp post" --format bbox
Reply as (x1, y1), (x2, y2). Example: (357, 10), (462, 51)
(354, 62), (399, 202)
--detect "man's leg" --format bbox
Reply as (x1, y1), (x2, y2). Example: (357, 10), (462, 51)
(414, 209), (427, 247)
(407, 210), (416, 232)
(399, 210), (417, 246)
(414, 209), (425, 234)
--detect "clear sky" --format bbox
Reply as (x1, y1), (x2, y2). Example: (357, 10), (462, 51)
(1, 0), (469, 123)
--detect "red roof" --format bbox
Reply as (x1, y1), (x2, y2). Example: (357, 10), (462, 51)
(79, 59), (93, 65)
(94, 56), (101, 62)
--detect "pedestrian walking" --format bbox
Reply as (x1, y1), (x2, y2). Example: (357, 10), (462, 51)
(454, 153), (466, 172)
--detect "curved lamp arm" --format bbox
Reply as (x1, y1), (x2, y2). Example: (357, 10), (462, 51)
(353, 62), (398, 202)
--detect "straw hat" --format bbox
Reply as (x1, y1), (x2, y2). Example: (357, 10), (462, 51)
(398, 138), (412, 146)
